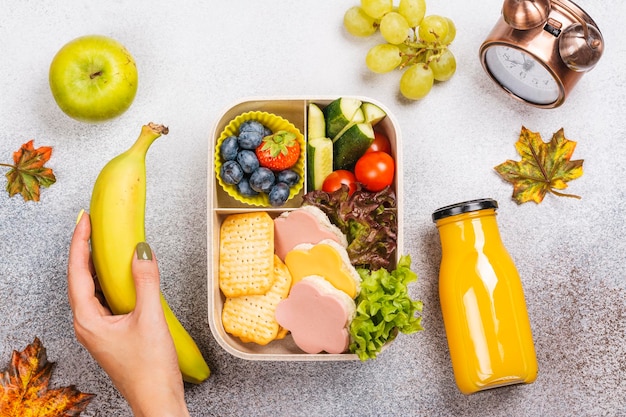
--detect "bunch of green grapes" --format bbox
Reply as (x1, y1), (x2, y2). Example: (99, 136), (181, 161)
(344, 0), (456, 100)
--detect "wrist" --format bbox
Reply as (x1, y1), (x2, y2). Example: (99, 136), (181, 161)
(130, 394), (190, 417)
(120, 377), (190, 417)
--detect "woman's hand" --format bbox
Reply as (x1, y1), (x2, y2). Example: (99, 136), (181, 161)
(67, 211), (190, 417)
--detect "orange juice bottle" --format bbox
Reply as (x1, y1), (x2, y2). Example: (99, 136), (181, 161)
(432, 198), (537, 395)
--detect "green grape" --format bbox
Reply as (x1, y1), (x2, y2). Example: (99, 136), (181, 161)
(418, 15), (449, 43)
(429, 49), (456, 81)
(400, 64), (434, 100)
(441, 17), (456, 44)
(379, 12), (410, 44)
(344, 6), (378, 37)
(398, 0), (426, 28)
(361, 0), (393, 19)
(366, 44), (402, 73)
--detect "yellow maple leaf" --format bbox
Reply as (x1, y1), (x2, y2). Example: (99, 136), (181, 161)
(0, 337), (95, 416)
(494, 126), (584, 204)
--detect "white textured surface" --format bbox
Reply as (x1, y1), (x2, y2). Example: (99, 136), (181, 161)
(1, 0), (625, 416)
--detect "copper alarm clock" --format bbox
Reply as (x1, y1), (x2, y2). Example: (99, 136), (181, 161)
(479, 0), (604, 108)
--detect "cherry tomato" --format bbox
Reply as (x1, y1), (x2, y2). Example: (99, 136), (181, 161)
(354, 151), (395, 192)
(322, 170), (357, 195)
(366, 131), (392, 154)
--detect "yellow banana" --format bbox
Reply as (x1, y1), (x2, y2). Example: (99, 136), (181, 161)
(90, 123), (210, 384)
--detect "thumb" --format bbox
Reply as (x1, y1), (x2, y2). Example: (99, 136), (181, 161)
(131, 242), (163, 314)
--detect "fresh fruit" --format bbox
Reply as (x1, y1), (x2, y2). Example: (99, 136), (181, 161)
(429, 48), (457, 81)
(249, 167), (276, 193)
(397, 0), (426, 27)
(277, 169), (300, 187)
(418, 14), (449, 43)
(236, 149), (260, 174)
(333, 123), (375, 170)
(343, 0), (457, 101)
(322, 170), (358, 195)
(239, 120), (267, 134)
(238, 130), (264, 150)
(90, 123), (210, 383)
(400, 64), (434, 100)
(354, 151), (395, 191)
(220, 160), (244, 184)
(366, 131), (392, 154)
(49, 35), (138, 122)
(220, 136), (239, 161)
(361, 0), (393, 19)
(255, 130), (301, 171)
(379, 12), (410, 45)
(442, 17), (456, 45)
(343, 6), (378, 37)
(366, 44), (402, 74)
(268, 182), (291, 206)
(307, 137), (334, 191)
(217, 118), (303, 207)
(236, 177), (259, 197)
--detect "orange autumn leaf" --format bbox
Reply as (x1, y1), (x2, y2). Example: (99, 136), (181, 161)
(0, 337), (95, 416)
(2, 140), (56, 202)
(494, 126), (584, 204)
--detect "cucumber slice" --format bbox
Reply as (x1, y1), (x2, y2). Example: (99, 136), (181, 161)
(331, 108), (364, 143)
(323, 97), (362, 139)
(333, 123), (375, 171)
(361, 101), (387, 126)
(307, 136), (333, 190)
(308, 103), (326, 139)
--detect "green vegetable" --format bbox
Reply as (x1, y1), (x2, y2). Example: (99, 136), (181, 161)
(302, 183), (397, 270)
(349, 255), (423, 361)
(333, 122), (375, 171)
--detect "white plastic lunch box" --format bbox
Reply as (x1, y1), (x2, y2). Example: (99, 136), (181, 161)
(207, 96), (403, 360)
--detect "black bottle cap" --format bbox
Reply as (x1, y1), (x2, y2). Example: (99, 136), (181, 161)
(432, 198), (498, 222)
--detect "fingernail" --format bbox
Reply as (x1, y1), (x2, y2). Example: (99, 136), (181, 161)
(75, 209), (85, 225)
(136, 242), (153, 261)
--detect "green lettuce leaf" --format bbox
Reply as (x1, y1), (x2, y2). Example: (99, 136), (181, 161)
(349, 255), (423, 360)
(302, 184), (397, 270)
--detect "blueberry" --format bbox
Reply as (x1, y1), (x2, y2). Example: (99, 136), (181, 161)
(276, 169), (300, 187)
(236, 150), (259, 174)
(239, 120), (266, 134)
(220, 136), (239, 161)
(263, 127), (272, 137)
(236, 176), (259, 197)
(249, 167), (275, 193)
(238, 130), (263, 150)
(220, 160), (244, 185)
(268, 182), (291, 206)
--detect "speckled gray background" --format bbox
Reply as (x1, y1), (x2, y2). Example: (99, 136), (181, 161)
(1, 0), (624, 416)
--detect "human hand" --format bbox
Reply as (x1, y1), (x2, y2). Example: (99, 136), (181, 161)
(67, 211), (190, 417)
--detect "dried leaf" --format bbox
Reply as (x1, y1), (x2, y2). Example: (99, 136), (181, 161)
(3, 140), (56, 202)
(494, 126), (584, 204)
(0, 337), (95, 416)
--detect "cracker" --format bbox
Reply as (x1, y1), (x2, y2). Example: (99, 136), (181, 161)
(275, 326), (289, 340)
(219, 212), (274, 297)
(222, 255), (292, 345)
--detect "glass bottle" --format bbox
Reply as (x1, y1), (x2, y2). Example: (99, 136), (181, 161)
(432, 198), (538, 395)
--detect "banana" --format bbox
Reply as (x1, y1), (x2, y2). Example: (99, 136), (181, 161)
(90, 123), (210, 384)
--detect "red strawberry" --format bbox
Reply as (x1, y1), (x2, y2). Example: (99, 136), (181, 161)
(255, 130), (300, 171)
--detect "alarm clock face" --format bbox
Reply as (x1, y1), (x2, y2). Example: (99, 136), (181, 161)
(483, 45), (561, 106)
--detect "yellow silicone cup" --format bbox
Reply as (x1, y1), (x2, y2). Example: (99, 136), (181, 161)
(215, 111), (305, 207)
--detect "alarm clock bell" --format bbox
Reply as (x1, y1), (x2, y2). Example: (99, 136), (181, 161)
(480, 0), (604, 108)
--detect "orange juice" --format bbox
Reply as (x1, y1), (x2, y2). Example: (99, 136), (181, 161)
(432, 198), (537, 395)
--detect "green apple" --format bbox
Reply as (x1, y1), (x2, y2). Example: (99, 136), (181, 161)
(49, 35), (138, 122)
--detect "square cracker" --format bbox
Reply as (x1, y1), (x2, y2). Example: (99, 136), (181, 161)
(219, 211), (274, 297)
(222, 255), (292, 345)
